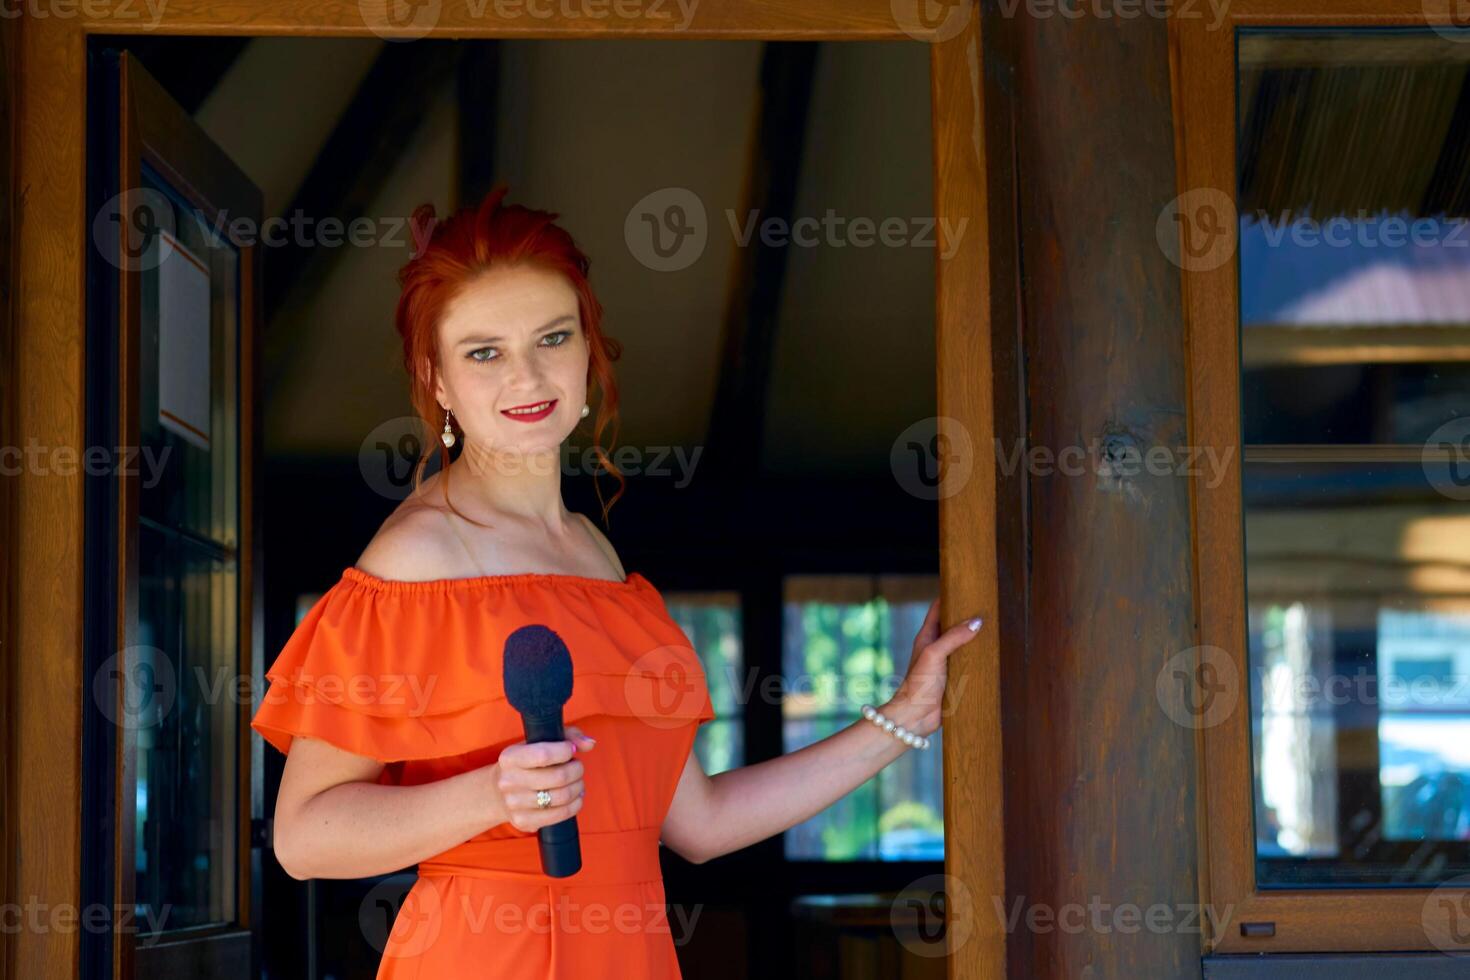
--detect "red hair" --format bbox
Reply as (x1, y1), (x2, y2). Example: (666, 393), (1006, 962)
(394, 182), (626, 526)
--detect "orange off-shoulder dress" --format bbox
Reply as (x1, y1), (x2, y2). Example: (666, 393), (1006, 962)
(249, 566), (716, 979)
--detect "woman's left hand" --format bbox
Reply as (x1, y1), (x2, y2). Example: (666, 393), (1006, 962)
(883, 599), (983, 738)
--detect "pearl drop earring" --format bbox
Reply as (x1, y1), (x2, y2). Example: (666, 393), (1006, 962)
(580, 404), (590, 419)
(441, 408), (456, 448)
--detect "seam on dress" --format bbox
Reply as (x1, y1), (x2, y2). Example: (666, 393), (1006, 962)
(546, 883), (559, 978)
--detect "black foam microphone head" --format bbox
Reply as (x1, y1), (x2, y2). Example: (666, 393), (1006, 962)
(503, 624), (574, 717)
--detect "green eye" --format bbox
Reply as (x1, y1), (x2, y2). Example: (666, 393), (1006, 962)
(467, 331), (569, 363)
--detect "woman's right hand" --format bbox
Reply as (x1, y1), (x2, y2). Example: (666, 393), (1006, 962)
(490, 724), (596, 832)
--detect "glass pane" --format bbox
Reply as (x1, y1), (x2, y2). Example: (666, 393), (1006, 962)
(663, 591), (743, 775)
(780, 574), (943, 861)
(1238, 30), (1470, 446)
(137, 164), (240, 545)
(135, 525), (240, 926)
(784, 717), (880, 860)
(132, 165), (243, 928)
(295, 592), (325, 626)
(1238, 28), (1470, 889)
(1241, 444), (1470, 886)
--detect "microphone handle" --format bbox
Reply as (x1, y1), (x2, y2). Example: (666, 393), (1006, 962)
(522, 711), (582, 878)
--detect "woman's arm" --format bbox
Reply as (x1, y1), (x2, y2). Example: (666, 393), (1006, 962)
(660, 695), (933, 864)
(272, 729), (591, 880)
(271, 736), (506, 880)
(660, 601), (981, 864)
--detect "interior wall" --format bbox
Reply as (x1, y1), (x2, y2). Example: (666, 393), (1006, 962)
(166, 38), (935, 480)
(764, 39), (935, 478)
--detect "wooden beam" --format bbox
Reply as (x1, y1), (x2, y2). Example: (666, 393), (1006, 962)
(263, 40), (463, 329)
(1003, 0), (1203, 975)
(701, 41), (818, 483)
(0, 12), (17, 980)
(455, 41), (502, 211)
(77, 0), (932, 40)
(13, 11), (86, 978)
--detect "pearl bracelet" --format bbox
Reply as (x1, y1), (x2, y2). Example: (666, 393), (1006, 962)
(860, 703), (930, 749)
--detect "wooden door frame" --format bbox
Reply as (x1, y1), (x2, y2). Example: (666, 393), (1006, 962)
(0, 12), (17, 980)
(10, 3), (1011, 978)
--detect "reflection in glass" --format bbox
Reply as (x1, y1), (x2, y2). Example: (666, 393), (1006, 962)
(132, 164), (243, 928)
(780, 575), (943, 861)
(1238, 29), (1470, 887)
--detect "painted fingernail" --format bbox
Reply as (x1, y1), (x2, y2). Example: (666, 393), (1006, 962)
(967, 617), (982, 631)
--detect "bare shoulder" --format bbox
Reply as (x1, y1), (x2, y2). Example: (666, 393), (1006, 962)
(354, 500), (470, 583)
(575, 512), (627, 580)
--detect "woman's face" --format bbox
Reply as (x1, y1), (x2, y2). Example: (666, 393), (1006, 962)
(433, 263), (589, 460)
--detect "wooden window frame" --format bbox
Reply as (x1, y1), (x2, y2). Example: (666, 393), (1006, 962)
(1174, 0), (1470, 955)
(10, 3), (1013, 979)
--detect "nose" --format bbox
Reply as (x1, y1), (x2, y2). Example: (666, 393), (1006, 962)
(502, 350), (546, 391)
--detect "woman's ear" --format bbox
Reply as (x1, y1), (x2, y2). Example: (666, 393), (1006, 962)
(416, 355), (444, 409)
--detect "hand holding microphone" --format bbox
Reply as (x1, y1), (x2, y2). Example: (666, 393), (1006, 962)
(492, 724), (596, 833)
(502, 624), (590, 877)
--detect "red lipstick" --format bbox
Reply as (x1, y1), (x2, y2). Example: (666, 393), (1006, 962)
(501, 398), (557, 422)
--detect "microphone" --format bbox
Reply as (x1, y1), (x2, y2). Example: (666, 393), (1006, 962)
(502, 624), (581, 877)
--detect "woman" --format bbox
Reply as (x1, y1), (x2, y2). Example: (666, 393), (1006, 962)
(250, 184), (984, 978)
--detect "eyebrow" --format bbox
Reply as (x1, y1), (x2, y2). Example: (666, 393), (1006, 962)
(455, 314), (577, 347)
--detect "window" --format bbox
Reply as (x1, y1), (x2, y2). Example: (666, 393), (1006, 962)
(663, 591), (744, 776)
(294, 593), (323, 626)
(780, 574), (942, 860)
(1235, 29), (1470, 889)
(1180, 17), (1470, 953)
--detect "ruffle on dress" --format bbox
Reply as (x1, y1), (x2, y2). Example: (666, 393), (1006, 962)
(250, 567), (716, 763)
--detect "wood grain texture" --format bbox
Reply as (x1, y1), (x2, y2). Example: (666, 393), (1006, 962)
(932, 4), (1014, 978)
(1006, 0), (1203, 976)
(0, 12), (17, 980)
(13, 13), (86, 979)
(77, 0), (940, 39)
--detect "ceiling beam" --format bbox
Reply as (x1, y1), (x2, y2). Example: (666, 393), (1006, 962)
(701, 41), (820, 486)
(455, 41), (502, 211)
(263, 40), (464, 333)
